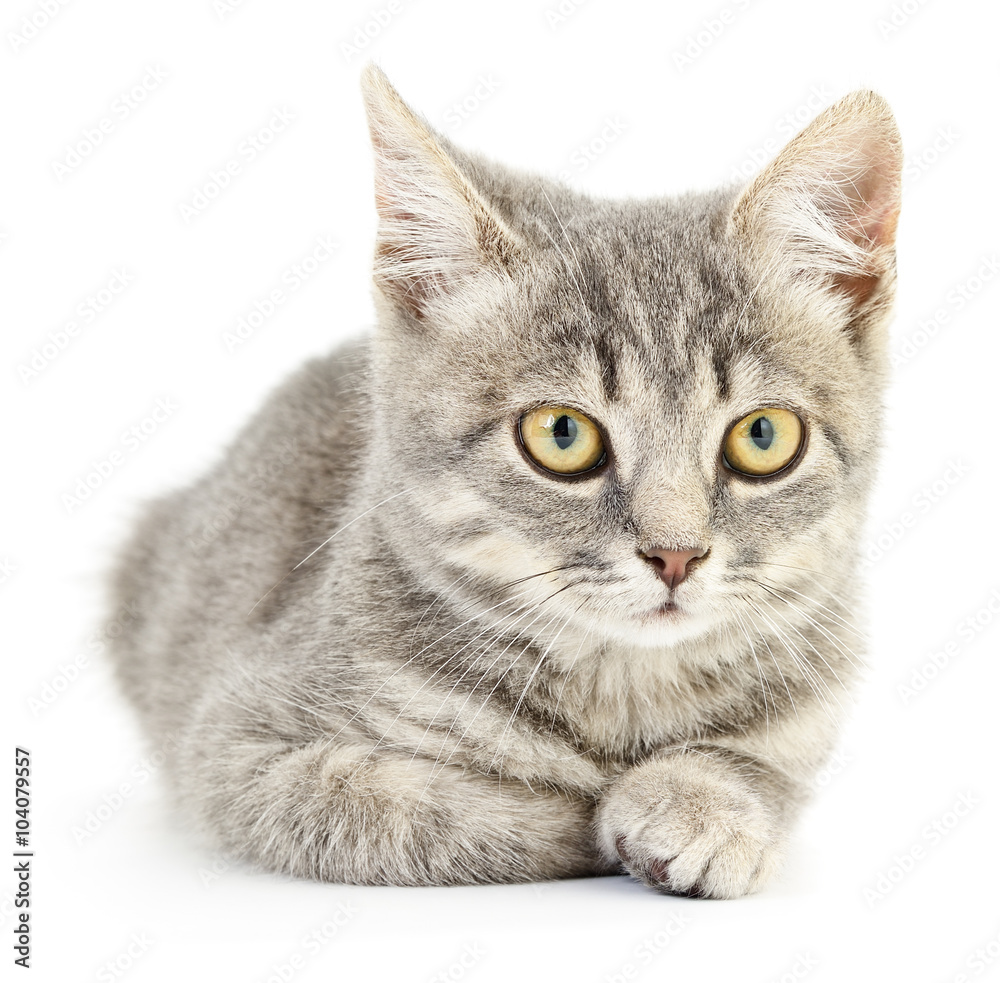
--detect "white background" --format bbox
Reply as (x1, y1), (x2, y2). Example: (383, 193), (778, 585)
(4, 0), (1000, 980)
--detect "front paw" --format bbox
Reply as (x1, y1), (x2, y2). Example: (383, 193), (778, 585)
(596, 751), (785, 899)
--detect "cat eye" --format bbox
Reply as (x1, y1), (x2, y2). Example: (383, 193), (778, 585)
(723, 408), (804, 477)
(518, 405), (607, 476)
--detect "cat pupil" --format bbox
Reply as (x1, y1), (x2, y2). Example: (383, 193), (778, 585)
(553, 415), (577, 450)
(750, 417), (773, 450)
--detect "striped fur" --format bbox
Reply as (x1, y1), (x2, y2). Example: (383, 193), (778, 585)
(107, 68), (900, 897)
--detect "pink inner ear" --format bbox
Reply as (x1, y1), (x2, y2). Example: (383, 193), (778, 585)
(858, 196), (900, 250)
(840, 145), (901, 251)
(370, 160), (469, 318)
(834, 154), (901, 307)
(733, 94), (902, 317)
(832, 268), (879, 309)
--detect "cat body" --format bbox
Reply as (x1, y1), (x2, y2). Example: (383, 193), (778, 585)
(109, 67), (901, 897)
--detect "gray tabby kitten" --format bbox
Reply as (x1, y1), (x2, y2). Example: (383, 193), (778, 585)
(109, 66), (901, 898)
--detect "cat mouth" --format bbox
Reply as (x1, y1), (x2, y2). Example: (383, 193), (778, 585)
(650, 599), (685, 620)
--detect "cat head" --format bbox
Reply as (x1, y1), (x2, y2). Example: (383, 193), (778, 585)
(359, 65), (901, 655)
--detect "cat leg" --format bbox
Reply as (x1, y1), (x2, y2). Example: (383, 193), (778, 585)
(592, 721), (837, 900)
(178, 726), (606, 885)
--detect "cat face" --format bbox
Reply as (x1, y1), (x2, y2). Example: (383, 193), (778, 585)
(361, 68), (899, 658)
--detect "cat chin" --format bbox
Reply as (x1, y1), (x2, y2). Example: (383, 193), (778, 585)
(594, 607), (719, 651)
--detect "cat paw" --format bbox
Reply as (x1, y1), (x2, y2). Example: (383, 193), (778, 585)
(596, 752), (785, 899)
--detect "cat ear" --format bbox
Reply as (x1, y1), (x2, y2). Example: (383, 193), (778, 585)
(729, 90), (902, 332)
(360, 64), (520, 320)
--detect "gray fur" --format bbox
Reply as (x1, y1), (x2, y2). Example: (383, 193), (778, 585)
(107, 67), (901, 897)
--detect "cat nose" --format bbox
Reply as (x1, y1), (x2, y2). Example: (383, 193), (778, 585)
(643, 547), (707, 590)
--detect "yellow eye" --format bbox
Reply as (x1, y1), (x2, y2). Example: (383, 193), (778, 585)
(723, 408), (804, 476)
(519, 405), (606, 476)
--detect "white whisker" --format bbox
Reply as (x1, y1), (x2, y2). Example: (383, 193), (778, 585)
(247, 486), (415, 616)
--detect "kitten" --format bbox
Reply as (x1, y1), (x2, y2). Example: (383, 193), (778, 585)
(108, 65), (901, 898)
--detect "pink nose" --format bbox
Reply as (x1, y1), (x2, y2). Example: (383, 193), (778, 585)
(643, 548), (707, 590)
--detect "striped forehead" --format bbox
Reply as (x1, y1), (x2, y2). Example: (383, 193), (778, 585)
(527, 235), (768, 412)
